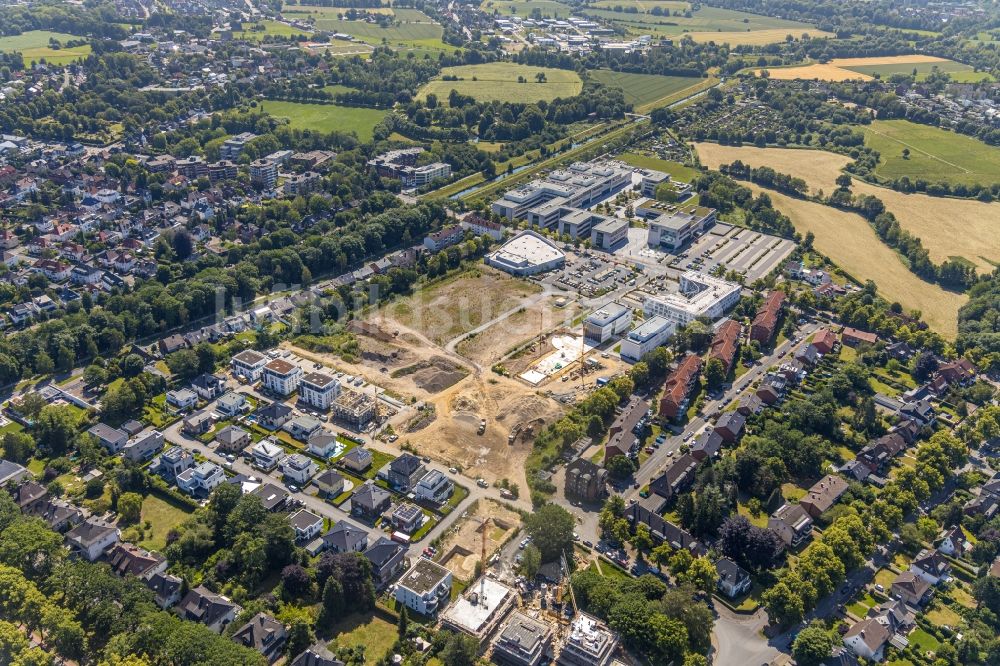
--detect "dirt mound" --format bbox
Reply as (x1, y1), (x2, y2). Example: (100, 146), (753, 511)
(347, 319), (396, 343)
(496, 394), (552, 424)
(451, 395), (481, 414)
(394, 356), (469, 394)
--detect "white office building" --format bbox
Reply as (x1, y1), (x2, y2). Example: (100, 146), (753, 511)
(642, 272), (741, 326)
(486, 230), (566, 276)
(491, 161), (632, 222)
(299, 372), (340, 410)
(642, 204), (717, 250)
(619, 316), (674, 363)
(583, 302), (633, 344)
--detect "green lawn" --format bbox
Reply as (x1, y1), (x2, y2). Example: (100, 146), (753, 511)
(618, 152), (700, 182)
(327, 611), (398, 662)
(908, 627), (940, 653)
(864, 119), (1000, 186)
(138, 493), (194, 551)
(258, 100), (388, 142)
(844, 59), (993, 83)
(0, 31), (91, 65)
(583, 5), (819, 40)
(419, 64), (583, 104)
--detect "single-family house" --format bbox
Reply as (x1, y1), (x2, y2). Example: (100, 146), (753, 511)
(232, 613), (287, 664)
(281, 453), (318, 485)
(289, 509), (323, 542)
(322, 521), (368, 554)
(364, 537), (407, 589)
(768, 503), (813, 548)
(352, 482), (391, 522)
(66, 519), (120, 561)
(388, 453), (426, 492)
(716, 558), (751, 598)
(177, 586), (241, 633)
(891, 571), (933, 608)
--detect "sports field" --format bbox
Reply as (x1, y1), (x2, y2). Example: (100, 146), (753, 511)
(0, 31), (92, 65)
(419, 64), (583, 104)
(259, 100), (387, 141)
(863, 119), (1000, 186)
(589, 70), (704, 110)
(695, 142), (1000, 287)
(481, 0), (575, 18)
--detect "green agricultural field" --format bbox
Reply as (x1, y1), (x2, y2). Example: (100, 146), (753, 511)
(589, 70), (703, 109)
(0, 31), (91, 65)
(619, 152), (700, 182)
(231, 19), (313, 41)
(259, 100), (387, 141)
(844, 59), (993, 83)
(419, 63), (583, 104)
(592, 0), (689, 11)
(305, 10), (448, 51)
(584, 5), (814, 36)
(481, 0), (575, 18)
(864, 119), (1000, 186)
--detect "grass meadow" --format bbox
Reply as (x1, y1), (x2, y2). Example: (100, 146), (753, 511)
(0, 31), (92, 65)
(589, 70), (704, 110)
(259, 100), (387, 141)
(419, 63), (583, 104)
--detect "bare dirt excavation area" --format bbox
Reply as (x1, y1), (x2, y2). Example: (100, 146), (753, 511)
(437, 499), (520, 581)
(288, 267), (576, 489)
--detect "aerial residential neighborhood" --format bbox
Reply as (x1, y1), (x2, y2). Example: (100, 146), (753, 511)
(0, 0), (997, 664)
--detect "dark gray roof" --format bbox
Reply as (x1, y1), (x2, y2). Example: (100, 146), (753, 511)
(290, 644), (345, 666)
(322, 521), (368, 550)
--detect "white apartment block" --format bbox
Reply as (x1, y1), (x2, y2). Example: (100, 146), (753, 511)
(231, 349), (268, 382)
(619, 315), (675, 363)
(299, 372), (340, 410)
(262, 358), (302, 396)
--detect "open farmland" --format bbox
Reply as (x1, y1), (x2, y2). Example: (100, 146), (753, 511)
(589, 70), (704, 110)
(695, 143), (1000, 273)
(745, 186), (965, 336)
(419, 64), (583, 104)
(863, 119), (1000, 186)
(0, 31), (92, 65)
(583, 5), (830, 45)
(318, 11), (448, 50)
(258, 100), (387, 141)
(481, 0), (575, 18)
(758, 55), (965, 81)
(232, 19), (313, 41)
(843, 59), (992, 82)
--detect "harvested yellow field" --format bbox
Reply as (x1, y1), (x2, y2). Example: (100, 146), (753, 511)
(694, 143), (1000, 272)
(746, 187), (965, 336)
(762, 64), (872, 81)
(689, 28), (832, 46)
(827, 55), (949, 66)
(758, 55), (948, 81)
(695, 143), (849, 193)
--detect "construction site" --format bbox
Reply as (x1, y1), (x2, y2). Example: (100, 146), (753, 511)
(437, 499), (521, 581)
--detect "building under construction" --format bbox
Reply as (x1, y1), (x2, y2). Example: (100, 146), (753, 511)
(556, 612), (619, 666)
(441, 576), (517, 646)
(331, 388), (376, 431)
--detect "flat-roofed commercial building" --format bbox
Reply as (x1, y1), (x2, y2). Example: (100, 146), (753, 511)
(491, 161), (632, 222)
(641, 203), (717, 250)
(619, 315), (674, 363)
(642, 271), (741, 326)
(590, 217), (628, 251)
(583, 302), (633, 344)
(486, 231), (566, 276)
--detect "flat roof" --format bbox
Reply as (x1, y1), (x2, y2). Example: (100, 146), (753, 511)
(627, 315), (672, 341)
(585, 302), (630, 327)
(592, 217), (628, 233)
(488, 231), (565, 268)
(441, 577), (515, 636)
(398, 558), (451, 595)
(301, 372), (337, 388)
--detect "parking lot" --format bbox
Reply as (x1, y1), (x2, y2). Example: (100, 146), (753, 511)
(541, 251), (640, 299)
(667, 223), (796, 283)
